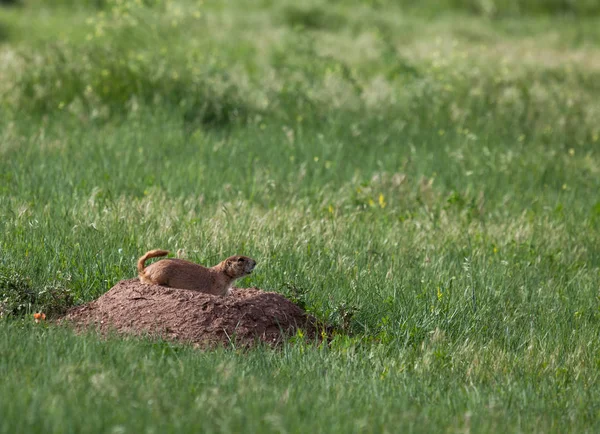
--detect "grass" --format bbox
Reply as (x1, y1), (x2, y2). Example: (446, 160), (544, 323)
(1, 321), (598, 433)
(1, 0), (600, 432)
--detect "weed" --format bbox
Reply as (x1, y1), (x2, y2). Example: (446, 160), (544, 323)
(0, 265), (73, 318)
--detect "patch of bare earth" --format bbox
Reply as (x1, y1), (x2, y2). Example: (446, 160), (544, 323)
(63, 279), (318, 348)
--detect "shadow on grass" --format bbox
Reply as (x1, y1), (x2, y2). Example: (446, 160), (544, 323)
(280, 5), (347, 32)
(0, 24), (8, 43)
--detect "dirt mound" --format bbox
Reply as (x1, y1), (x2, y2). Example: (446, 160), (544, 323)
(63, 279), (318, 347)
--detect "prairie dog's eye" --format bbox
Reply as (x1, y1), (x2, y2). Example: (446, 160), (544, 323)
(237, 257), (245, 263)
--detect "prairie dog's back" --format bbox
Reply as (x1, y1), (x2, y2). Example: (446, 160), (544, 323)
(142, 258), (218, 293)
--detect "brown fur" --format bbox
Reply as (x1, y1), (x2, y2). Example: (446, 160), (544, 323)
(137, 249), (256, 296)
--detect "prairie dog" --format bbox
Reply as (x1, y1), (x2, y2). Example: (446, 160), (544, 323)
(137, 249), (256, 296)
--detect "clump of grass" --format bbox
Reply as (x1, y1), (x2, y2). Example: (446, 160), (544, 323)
(0, 265), (35, 317)
(0, 264), (73, 318)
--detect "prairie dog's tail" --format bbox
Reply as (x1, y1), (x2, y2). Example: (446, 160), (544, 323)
(137, 249), (169, 275)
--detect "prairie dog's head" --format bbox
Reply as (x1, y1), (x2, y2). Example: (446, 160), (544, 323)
(223, 255), (256, 279)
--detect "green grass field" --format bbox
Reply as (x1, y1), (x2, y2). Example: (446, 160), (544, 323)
(1, 0), (600, 432)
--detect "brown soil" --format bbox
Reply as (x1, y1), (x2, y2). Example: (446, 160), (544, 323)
(63, 279), (318, 348)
